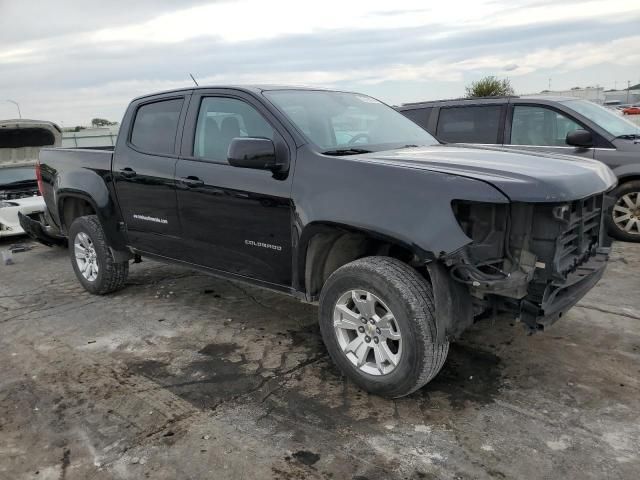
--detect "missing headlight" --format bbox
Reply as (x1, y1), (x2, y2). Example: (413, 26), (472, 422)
(451, 200), (508, 260)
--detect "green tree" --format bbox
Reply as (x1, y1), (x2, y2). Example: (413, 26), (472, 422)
(465, 76), (515, 98)
(91, 118), (116, 127)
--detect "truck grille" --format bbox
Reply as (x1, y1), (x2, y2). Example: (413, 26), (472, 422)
(554, 195), (603, 276)
(528, 194), (605, 284)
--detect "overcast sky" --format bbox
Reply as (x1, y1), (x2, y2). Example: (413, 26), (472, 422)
(1, 0), (638, 126)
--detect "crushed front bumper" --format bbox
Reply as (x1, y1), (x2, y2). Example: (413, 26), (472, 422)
(518, 249), (609, 330)
(17, 212), (66, 247)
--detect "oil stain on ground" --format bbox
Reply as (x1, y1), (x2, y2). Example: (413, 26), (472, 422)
(418, 343), (503, 409)
(126, 342), (262, 410)
(292, 450), (321, 466)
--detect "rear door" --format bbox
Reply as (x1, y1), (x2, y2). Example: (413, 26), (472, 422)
(503, 102), (595, 160)
(175, 89), (295, 287)
(435, 103), (506, 145)
(112, 92), (190, 256)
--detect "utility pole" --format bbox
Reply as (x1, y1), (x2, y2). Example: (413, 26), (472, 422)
(628, 81), (631, 104)
(548, 78), (552, 91)
(5, 99), (21, 118)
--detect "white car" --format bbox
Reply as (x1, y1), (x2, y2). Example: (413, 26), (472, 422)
(0, 194), (47, 238)
(0, 120), (63, 241)
(0, 165), (45, 238)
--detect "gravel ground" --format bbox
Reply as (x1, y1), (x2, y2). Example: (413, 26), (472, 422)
(1, 237), (639, 480)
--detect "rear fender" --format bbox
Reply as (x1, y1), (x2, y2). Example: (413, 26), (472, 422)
(57, 178), (128, 253)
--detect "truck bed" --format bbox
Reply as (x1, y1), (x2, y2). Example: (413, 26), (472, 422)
(38, 147), (115, 229)
(39, 147), (114, 172)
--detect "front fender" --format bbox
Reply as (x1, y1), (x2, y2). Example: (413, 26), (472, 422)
(293, 150), (509, 259)
(612, 164), (640, 184)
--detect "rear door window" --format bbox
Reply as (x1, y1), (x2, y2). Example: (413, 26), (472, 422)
(130, 98), (183, 155)
(510, 105), (583, 146)
(436, 105), (502, 143)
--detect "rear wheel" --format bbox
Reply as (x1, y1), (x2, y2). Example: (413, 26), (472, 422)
(319, 256), (449, 398)
(607, 180), (640, 242)
(69, 215), (129, 294)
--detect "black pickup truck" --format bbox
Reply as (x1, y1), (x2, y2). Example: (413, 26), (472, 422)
(22, 86), (616, 397)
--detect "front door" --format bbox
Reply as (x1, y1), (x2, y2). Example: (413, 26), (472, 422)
(175, 92), (294, 287)
(112, 95), (188, 256)
(504, 104), (595, 160)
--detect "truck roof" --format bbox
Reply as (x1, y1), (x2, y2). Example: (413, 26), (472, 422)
(131, 84), (351, 102)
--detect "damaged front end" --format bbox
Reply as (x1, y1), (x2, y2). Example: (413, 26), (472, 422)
(444, 195), (610, 333)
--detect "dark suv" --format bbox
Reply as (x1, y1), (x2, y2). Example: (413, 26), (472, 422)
(398, 96), (640, 241)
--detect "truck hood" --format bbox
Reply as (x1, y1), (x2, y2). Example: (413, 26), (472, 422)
(358, 145), (617, 202)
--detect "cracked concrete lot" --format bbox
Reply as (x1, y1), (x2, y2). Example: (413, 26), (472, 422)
(1, 238), (639, 480)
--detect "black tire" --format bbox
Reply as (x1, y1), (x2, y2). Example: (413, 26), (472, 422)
(318, 256), (449, 398)
(68, 215), (129, 294)
(606, 180), (640, 242)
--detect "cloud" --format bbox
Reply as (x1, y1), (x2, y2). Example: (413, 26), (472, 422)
(0, 0), (638, 124)
(0, 0), (217, 45)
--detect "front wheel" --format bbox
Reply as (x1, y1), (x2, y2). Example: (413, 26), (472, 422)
(606, 181), (640, 242)
(68, 215), (129, 294)
(318, 256), (449, 398)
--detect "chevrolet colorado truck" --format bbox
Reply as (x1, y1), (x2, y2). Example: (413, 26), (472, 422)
(22, 86), (616, 397)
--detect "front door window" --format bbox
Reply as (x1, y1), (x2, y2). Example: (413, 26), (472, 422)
(193, 97), (274, 163)
(511, 105), (583, 146)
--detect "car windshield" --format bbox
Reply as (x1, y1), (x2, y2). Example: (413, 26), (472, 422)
(0, 167), (36, 186)
(560, 99), (640, 137)
(263, 90), (438, 153)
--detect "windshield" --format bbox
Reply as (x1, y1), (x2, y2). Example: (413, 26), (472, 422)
(560, 99), (640, 137)
(0, 167), (36, 186)
(264, 90), (438, 153)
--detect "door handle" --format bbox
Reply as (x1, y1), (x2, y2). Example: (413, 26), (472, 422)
(120, 167), (137, 178)
(180, 176), (204, 187)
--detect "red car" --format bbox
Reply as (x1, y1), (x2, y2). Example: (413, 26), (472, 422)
(622, 105), (640, 115)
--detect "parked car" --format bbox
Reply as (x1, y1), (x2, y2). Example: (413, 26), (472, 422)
(0, 165), (45, 238)
(622, 105), (640, 115)
(23, 86), (615, 397)
(0, 120), (64, 241)
(398, 96), (640, 241)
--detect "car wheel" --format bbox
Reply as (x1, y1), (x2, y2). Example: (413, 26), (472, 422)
(318, 256), (449, 398)
(606, 180), (640, 242)
(68, 215), (129, 294)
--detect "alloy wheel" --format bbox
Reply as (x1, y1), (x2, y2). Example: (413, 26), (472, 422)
(333, 289), (402, 376)
(74, 232), (99, 281)
(612, 191), (640, 236)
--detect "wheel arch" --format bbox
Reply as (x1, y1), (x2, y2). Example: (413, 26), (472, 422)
(615, 173), (640, 185)
(57, 191), (129, 254)
(298, 221), (432, 301)
(301, 223), (475, 342)
(58, 193), (98, 232)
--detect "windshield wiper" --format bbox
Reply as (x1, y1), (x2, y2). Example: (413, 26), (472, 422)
(615, 133), (640, 140)
(322, 148), (372, 156)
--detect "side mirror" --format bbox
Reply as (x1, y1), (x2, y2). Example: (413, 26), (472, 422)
(227, 137), (278, 171)
(566, 129), (593, 148)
